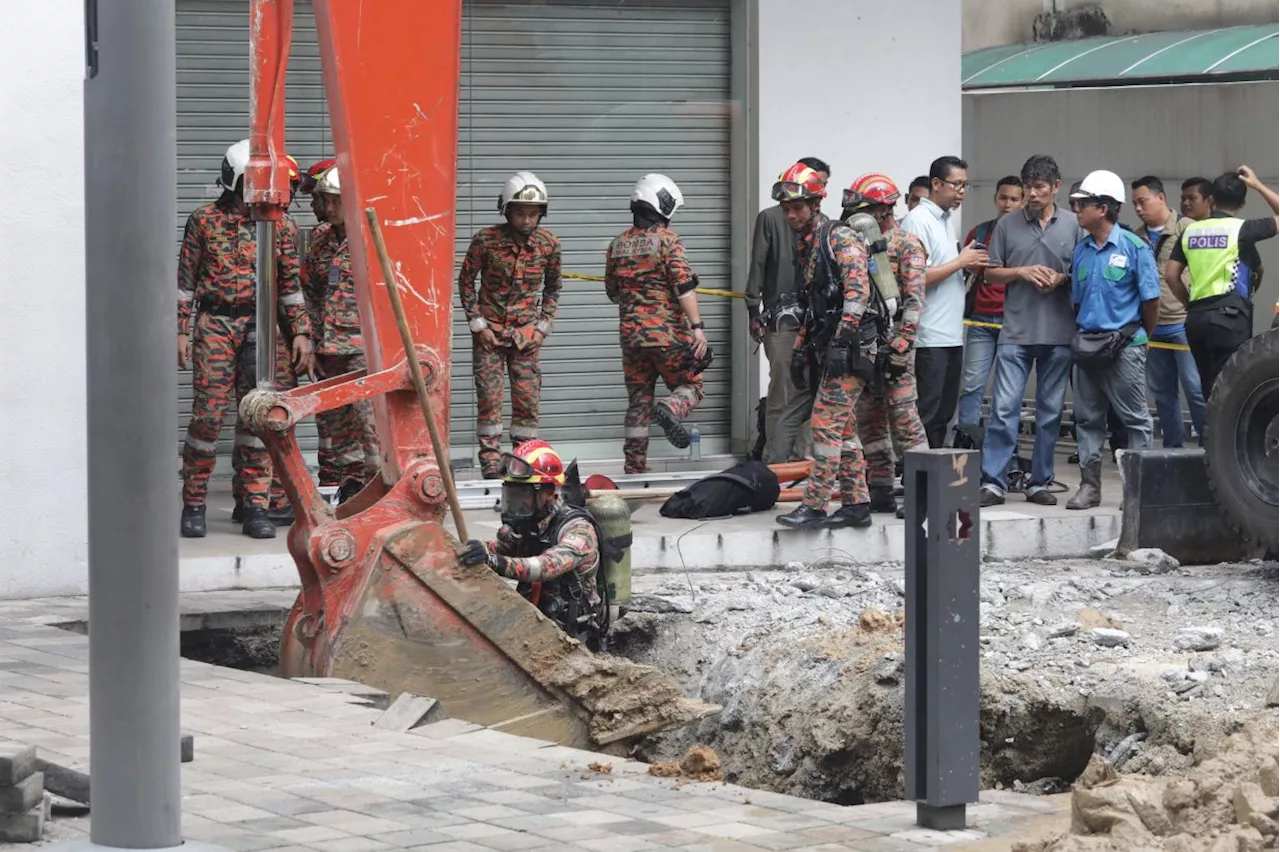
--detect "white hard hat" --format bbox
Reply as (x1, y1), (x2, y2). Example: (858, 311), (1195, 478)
(498, 171), (549, 214)
(1070, 170), (1126, 205)
(219, 139), (250, 190)
(630, 173), (684, 220)
(313, 166), (340, 196)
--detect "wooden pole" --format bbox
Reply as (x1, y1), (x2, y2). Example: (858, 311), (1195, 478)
(364, 207), (469, 541)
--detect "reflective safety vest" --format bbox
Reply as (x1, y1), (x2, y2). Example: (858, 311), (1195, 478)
(1181, 217), (1245, 303)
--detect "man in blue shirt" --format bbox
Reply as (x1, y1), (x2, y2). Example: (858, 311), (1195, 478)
(1066, 170), (1161, 510)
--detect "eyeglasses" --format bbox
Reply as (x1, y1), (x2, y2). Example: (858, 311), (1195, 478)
(940, 179), (970, 191)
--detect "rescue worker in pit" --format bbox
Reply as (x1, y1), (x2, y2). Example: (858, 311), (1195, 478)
(301, 166), (381, 504)
(458, 171), (564, 479)
(232, 153), (307, 527)
(842, 174), (929, 520)
(771, 163), (875, 530)
(605, 174), (709, 474)
(178, 139), (313, 540)
(457, 440), (608, 650)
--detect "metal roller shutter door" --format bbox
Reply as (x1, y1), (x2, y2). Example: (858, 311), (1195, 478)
(450, 0), (733, 468)
(175, 0), (732, 474)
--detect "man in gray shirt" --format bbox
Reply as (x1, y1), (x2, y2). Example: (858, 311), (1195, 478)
(746, 156), (829, 463)
(979, 154), (1080, 507)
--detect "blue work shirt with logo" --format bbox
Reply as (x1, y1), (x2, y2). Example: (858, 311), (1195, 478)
(1071, 225), (1161, 346)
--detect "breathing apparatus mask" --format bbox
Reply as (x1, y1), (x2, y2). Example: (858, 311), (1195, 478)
(498, 452), (557, 531)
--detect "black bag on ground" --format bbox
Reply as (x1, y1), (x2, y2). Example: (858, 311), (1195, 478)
(659, 460), (780, 520)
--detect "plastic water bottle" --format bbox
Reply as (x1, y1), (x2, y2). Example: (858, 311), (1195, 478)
(688, 425), (701, 461)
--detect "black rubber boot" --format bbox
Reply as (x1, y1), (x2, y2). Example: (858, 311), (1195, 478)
(776, 505), (828, 528)
(868, 486), (897, 514)
(231, 497), (245, 523)
(180, 505), (207, 538)
(267, 504), (295, 526)
(336, 480), (364, 505)
(241, 507), (277, 539)
(822, 503), (872, 529)
(652, 402), (691, 450)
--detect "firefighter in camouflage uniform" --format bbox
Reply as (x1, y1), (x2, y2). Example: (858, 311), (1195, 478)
(458, 171), (563, 479)
(178, 140), (313, 540)
(772, 163), (876, 530)
(843, 173), (929, 520)
(301, 165), (381, 504)
(605, 174), (710, 474)
(458, 440), (608, 650)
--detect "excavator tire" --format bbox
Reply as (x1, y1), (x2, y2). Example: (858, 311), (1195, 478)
(1202, 328), (1278, 557)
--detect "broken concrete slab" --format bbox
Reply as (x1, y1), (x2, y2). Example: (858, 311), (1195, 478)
(1174, 626), (1223, 652)
(0, 796), (45, 842)
(292, 676), (392, 710)
(0, 744), (35, 787)
(372, 692), (447, 732)
(0, 771), (43, 815)
(33, 759), (86, 805)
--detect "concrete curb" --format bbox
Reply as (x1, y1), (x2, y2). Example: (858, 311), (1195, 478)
(175, 510), (1123, 592)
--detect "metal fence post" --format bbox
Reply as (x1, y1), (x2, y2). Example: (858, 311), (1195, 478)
(903, 448), (981, 831)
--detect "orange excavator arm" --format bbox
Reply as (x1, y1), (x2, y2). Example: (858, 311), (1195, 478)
(238, 0), (715, 750)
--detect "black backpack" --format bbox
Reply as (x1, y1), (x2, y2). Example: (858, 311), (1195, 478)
(659, 460), (780, 520)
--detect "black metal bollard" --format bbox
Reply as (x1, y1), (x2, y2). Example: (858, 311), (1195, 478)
(903, 448), (981, 830)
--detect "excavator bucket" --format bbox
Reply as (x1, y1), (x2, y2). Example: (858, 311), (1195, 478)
(280, 508), (717, 749)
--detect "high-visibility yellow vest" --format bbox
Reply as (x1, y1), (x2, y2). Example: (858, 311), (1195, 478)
(1181, 217), (1244, 302)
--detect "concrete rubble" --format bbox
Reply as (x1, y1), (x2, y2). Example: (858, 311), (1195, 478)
(0, 744), (47, 843)
(613, 557), (1278, 806)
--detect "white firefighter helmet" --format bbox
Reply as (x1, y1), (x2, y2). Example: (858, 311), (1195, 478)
(631, 173), (684, 220)
(1070, 170), (1126, 205)
(219, 139), (251, 191)
(498, 171), (549, 214)
(313, 166), (341, 196)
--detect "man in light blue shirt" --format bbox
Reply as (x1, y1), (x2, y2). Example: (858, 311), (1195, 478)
(901, 156), (989, 447)
(1066, 170), (1161, 510)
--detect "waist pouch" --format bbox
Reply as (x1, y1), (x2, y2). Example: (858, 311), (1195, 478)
(1071, 322), (1139, 372)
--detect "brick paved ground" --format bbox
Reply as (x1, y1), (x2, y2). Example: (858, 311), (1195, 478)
(0, 594), (1063, 851)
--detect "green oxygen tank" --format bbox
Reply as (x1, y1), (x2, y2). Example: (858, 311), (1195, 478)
(586, 492), (632, 621)
(847, 212), (901, 305)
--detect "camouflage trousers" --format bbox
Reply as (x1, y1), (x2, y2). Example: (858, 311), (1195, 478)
(474, 341), (541, 476)
(855, 362), (929, 489)
(231, 328), (297, 511)
(315, 352), (380, 489)
(184, 314), (288, 510)
(802, 370), (869, 511)
(622, 344), (705, 474)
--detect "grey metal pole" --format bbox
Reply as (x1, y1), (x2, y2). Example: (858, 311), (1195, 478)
(84, 0), (182, 844)
(255, 220), (278, 388)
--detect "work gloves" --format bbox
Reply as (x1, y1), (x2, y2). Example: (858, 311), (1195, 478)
(459, 539), (492, 567)
(885, 350), (911, 381)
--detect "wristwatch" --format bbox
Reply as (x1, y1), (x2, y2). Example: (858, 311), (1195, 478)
(690, 322), (705, 330)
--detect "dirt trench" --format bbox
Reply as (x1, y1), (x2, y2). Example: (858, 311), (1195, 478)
(611, 558), (1279, 806)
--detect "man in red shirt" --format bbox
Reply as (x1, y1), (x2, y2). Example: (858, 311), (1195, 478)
(955, 176), (1024, 429)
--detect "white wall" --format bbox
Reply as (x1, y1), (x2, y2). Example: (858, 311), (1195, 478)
(750, 0), (964, 394)
(963, 0), (1278, 51)
(0, 2), (88, 598)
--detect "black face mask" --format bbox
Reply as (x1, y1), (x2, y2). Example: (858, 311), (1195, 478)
(501, 482), (553, 531)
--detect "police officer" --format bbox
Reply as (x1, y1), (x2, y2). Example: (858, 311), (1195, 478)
(605, 174), (709, 474)
(771, 163), (875, 529)
(302, 166), (380, 504)
(177, 139), (313, 539)
(458, 172), (563, 478)
(458, 440), (608, 650)
(842, 173), (929, 519)
(1164, 165), (1279, 397)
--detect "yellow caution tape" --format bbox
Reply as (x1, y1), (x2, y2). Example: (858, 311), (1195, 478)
(963, 318), (1190, 351)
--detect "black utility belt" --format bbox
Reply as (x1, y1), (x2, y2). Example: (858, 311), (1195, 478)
(198, 297), (255, 319)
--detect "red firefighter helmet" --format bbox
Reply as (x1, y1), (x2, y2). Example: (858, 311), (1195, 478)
(283, 154), (301, 188)
(771, 162), (827, 202)
(499, 439), (566, 486)
(301, 157), (338, 194)
(843, 173), (900, 211)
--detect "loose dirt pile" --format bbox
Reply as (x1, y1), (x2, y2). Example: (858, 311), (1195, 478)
(1015, 717), (1278, 851)
(648, 745), (726, 783)
(612, 557), (1277, 805)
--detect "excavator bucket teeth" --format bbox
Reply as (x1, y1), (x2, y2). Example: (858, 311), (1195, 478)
(290, 522), (718, 749)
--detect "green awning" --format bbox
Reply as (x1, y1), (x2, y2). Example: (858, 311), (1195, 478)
(962, 24), (1279, 90)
